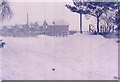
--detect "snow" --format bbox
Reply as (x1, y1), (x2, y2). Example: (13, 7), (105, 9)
(2, 34), (118, 80)
(53, 20), (69, 25)
(43, 20), (69, 26)
(0, 55), (1, 74)
(0, 36), (2, 81)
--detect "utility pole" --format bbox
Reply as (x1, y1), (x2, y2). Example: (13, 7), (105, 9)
(27, 13), (29, 25)
(26, 13), (29, 37)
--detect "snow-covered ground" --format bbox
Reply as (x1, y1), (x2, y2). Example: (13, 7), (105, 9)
(0, 48), (2, 81)
(2, 34), (118, 80)
(0, 36), (2, 81)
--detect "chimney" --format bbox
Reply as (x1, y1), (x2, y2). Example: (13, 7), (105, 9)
(53, 21), (55, 24)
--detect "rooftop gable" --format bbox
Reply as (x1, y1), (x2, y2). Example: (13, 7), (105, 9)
(46, 20), (69, 26)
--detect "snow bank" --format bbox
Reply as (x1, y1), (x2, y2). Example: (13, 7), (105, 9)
(0, 36), (2, 81)
(2, 34), (118, 80)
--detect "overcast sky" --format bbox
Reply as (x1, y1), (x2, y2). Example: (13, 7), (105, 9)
(2, 0), (97, 31)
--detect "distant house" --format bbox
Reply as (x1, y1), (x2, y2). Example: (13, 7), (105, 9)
(2, 26), (8, 36)
(1, 20), (69, 37)
(0, 27), (2, 36)
(13, 24), (27, 37)
(44, 20), (69, 37)
(35, 22), (44, 35)
(2, 26), (13, 36)
(28, 23), (38, 36)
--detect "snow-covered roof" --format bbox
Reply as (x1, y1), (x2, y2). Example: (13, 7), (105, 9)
(53, 20), (69, 25)
(2, 25), (13, 29)
(14, 24), (25, 28)
(35, 21), (43, 26)
(45, 20), (69, 26)
(44, 20), (53, 25)
(1, 20), (69, 29)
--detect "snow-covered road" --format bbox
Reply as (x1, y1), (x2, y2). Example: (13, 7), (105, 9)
(2, 34), (118, 80)
(0, 49), (2, 81)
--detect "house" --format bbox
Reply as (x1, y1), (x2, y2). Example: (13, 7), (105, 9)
(2, 26), (13, 36)
(1, 20), (69, 37)
(35, 22), (44, 35)
(44, 20), (69, 37)
(13, 24), (27, 37)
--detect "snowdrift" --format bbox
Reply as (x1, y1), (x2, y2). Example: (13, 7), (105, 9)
(2, 34), (118, 80)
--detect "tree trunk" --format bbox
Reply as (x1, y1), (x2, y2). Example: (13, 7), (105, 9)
(80, 13), (82, 34)
(97, 17), (99, 34)
(118, 2), (120, 39)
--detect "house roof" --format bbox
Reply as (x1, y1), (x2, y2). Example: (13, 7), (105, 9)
(53, 20), (69, 26)
(36, 21), (44, 26)
(46, 20), (69, 26)
(29, 20), (69, 26)
(14, 24), (26, 28)
(1, 20), (69, 29)
(2, 25), (13, 29)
